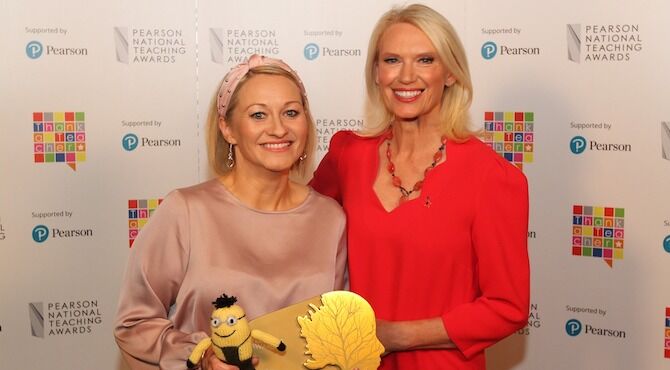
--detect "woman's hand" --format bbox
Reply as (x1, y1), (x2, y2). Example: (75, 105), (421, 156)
(200, 348), (259, 370)
(376, 319), (407, 353)
(376, 317), (455, 353)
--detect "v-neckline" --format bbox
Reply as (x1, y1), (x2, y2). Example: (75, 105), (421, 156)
(370, 135), (447, 214)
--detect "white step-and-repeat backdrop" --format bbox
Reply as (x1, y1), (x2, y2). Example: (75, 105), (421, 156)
(1, 1), (669, 369)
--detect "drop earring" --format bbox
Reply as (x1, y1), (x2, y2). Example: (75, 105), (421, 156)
(227, 143), (235, 168)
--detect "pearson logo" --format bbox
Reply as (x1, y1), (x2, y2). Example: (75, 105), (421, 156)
(663, 235), (670, 254)
(481, 40), (539, 60)
(303, 42), (360, 61)
(565, 318), (626, 339)
(481, 41), (497, 59)
(570, 135), (631, 154)
(570, 136), (587, 154)
(32, 225), (49, 243)
(304, 43), (320, 60)
(122, 133), (139, 151)
(122, 133), (181, 151)
(566, 319), (582, 336)
(26, 41), (43, 59)
(31, 224), (93, 243)
(25, 40), (87, 59)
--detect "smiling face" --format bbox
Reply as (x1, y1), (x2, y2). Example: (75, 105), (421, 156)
(210, 305), (250, 347)
(220, 73), (308, 176)
(375, 22), (455, 123)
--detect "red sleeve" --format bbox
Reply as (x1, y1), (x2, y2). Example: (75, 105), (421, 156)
(442, 158), (530, 359)
(310, 131), (349, 204)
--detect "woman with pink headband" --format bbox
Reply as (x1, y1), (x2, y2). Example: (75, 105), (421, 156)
(114, 54), (347, 370)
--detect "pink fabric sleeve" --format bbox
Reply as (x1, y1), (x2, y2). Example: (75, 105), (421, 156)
(442, 159), (530, 359)
(114, 191), (207, 370)
(333, 221), (348, 291)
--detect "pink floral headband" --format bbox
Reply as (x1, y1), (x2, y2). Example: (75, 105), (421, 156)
(217, 54), (308, 117)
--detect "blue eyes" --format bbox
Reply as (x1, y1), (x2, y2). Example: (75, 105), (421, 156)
(249, 110), (300, 120)
(382, 56), (435, 64)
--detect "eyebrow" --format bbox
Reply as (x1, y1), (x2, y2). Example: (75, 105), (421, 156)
(243, 101), (303, 110)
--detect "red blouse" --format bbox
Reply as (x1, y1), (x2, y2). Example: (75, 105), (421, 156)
(311, 131), (530, 369)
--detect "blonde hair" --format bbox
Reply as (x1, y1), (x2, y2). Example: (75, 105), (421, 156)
(363, 3), (475, 140)
(207, 65), (316, 176)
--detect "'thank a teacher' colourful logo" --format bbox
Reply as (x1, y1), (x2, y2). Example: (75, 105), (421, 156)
(572, 205), (624, 268)
(33, 112), (86, 171)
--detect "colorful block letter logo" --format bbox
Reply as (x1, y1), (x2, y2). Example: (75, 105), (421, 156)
(33, 112), (86, 171)
(128, 199), (162, 247)
(483, 112), (534, 170)
(572, 205), (624, 268)
(665, 307), (670, 358)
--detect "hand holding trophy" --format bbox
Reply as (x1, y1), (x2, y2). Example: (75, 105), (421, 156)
(248, 291), (384, 370)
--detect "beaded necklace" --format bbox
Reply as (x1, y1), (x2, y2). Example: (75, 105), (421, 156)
(384, 129), (447, 202)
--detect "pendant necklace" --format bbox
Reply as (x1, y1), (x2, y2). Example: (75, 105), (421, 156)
(384, 129), (447, 203)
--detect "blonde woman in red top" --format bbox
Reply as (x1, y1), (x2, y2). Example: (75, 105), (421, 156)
(312, 4), (529, 369)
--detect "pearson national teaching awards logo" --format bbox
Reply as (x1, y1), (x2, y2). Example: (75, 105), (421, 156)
(572, 205), (624, 268)
(114, 26), (187, 64)
(567, 23), (643, 63)
(33, 112), (86, 171)
(665, 307), (670, 358)
(483, 111), (534, 170)
(128, 198), (162, 247)
(29, 299), (102, 337)
(566, 319), (582, 336)
(26, 41), (43, 59)
(209, 28), (280, 64)
(662, 122), (670, 160)
(481, 41), (497, 60)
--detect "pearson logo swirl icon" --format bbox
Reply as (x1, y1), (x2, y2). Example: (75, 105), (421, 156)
(26, 41), (43, 59)
(122, 133), (139, 151)
(566, 319), (582, 336)
(663, 235), (670, 253)
(304, 43), (320, 60)
(483, 112), (534, 170)
(570, 136), (587, 154)
(32, 225), (49, 243)
(33, 112), (86, 170)
(481, 41), (497, 60)
(572, 205), (624, 268)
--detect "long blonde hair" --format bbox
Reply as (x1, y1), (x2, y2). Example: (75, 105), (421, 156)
(207, 65), (316, 176)
(363, 4), (475, 140)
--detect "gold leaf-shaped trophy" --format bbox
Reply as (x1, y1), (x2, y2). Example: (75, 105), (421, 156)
(298, 291), (384, 370)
